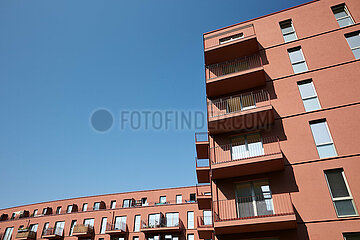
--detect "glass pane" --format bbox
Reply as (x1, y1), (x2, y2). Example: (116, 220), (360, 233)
(298, 81), (317, 99)
(236, 183), (254, 218)
(343, 233), (360, 240)
(281, 24), (294, 35)
(253, 181), (273, 215)
(292, 62), (308, 73)
(247, 133), (264, 157)
(288, 49), (304, 63)
(317, 144), (337, 158)
(333, 8), (348, 19)
(338, 17), (354, 27)
(227, 97), (241, 113)
(326, 170), (349, 198)
(352, 48), (360, 60)
(284, 33), (297, 42)
(232, 136), (247, 160)
(303, 97), (321, 112)
(335, 200), (357, 216)
(241, 93), (256, 110)
(203, 211), (212, 225)
(187, 212), (194, 229)
(346, 34), (360, 49)
(310, 121), (332, 145)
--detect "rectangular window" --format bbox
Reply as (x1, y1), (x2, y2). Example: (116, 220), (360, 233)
(100, 217), (107, 234)
(123, 199), (132, 208)
(297, 80), (321, 112)
(29, 224), (38, 233)
(148, 213), (161, 228)
(344, 232), (360, 239)
(325, 169), (357, 217)
(187, 234), (194, 240)
(54, 221), (65, 236)
(32, 209), (38, 217)
(4, 227), (14, 240)
(93, 202), (100, 211)
(235, 180), (273, 218)
(160, 196), (167, 204)
(345, 31), (360, 59)
(133, 237), (139, 240)
(69, 220), (77, 236)
(110, 200), (116, 209)
(176, 195), (182, 204)
(331, 4), (354, 27)
(114, 216), (127, 231)
(189, 193), (196, 202)
(11, 213), (15, 219)
(142, 197), (148, 206)
(134, 215), (141, 232)
(84, 218), (95, 227)
(219, 33), (244, 44)
(166, 212), (179, 227)
(82, 203), (88, 212)
(288, 47), (308, 73)
(67, 205), (73, 213)
(280, 19), (297, 42)
(42, 208), (48, 215)
(42, 223), (49, 236)
(187, 211), (194, 229)
(231, 133), (264, 160)
(203, 210), (212, 225)
(310, 119), (337, 158)
(56, 206), (61, 214)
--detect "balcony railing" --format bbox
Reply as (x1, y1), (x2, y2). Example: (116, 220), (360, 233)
(213, 193), (294, 222)
(206, 53), (262, 80)
(73, 224), (94, 236)
(195, 132), (208, 142)
(210, 136), (281, 165)
(196, 184), (211, 197)
(16, 229), (36, 239)
(42, 227), (63, 237)
(141, 218), (184, 230)
(106, 222), (126, 232)
(208, 90), (270, 119)
(197, 216), (213, 227)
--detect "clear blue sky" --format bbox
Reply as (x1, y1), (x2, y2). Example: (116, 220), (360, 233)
(0, 0), (308, 209)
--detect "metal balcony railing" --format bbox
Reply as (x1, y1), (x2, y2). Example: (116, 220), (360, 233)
(208, 90), (270, 119)
(16, 229), (36, 239)
(195, 132), (209, 142)
(210, 136), (281, 165)
(106, 222), (126, 232)
(141, 218), (184, 229)
(73, 224), (94, 235)
(213, 193), (294, 222)
(197, 216), (213, 227)
(42, 227), (63, 237)
(206, 53), (262, 80)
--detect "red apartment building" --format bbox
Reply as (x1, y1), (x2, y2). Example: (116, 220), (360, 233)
(1, 0), (360, 239)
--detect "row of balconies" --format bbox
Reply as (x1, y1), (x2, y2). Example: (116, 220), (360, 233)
(194, 23), (297, 237)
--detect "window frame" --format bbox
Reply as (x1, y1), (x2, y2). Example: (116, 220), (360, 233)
(324, 169), (358, 217)
(279, 19), (298, 42)
(56, 206), (61, 214)
(82, 203), (88, 212)
(219, 33), (244, 45)
(134, 215), (141, 232)
(69, 220), (77, 236)
(67, 205), (73, 213)
(288, 47), (308, 73)
(297, 79), (321, 112)
(100, 217), (107, 234)
(187, 211), (194, 229)
(110, 200), (116, 209)
(309, 119), (337, 158)
(345, 31), (360, 59)
(331, 4), (355, 27)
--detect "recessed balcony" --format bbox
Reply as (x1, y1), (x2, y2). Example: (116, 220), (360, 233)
(72, 225), (94, 238)
(208, 90), (274, 134)
(206, 54), (266, 98)
(204, 24), (259, 66)
(196, 184), (212, 210)
(105, 223), (127, 236)
(195, 132), (209, 159)
(16, 229), (36, 240)
(210, 136), (283, 179)
(197, 216), (214, 239)
(196, 158), (210, 184)
(42, 228), (63, 239)
(213, 193), (296, 234)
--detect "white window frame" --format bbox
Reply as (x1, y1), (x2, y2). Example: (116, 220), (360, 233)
(176, 195), (182, 204)
(325, 169), (358, 217)
(331, 4), (355, 27)
(345, 31), (360, 59)
(309, 120), (337, 158)
(288, 47), (308, 73)
(297, 79), (321, 112)
(219, 33), (244, 45)
(134, 215), (141, 232)
(279, 19), (298, 42)
(56, 206), (61, 214)
(187, 211), (194, 229)
(187, 234), (194, 240)
(4, 227), (14, 240)
(67, 205), (73, 213)
(82, 203), (88, 212)
(159, 196), (167, 204)
(110, 200), (116, 209)
(165, 212), (179, 227)
(93, 202), (100, 211)
(69, 220), (77, 236)
(100, 217), (107, 234)
(42, 223), (49, 236)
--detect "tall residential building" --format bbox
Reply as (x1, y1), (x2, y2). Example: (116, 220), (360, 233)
(1, 0), (360, 240)
(195, 0), (360, 239)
